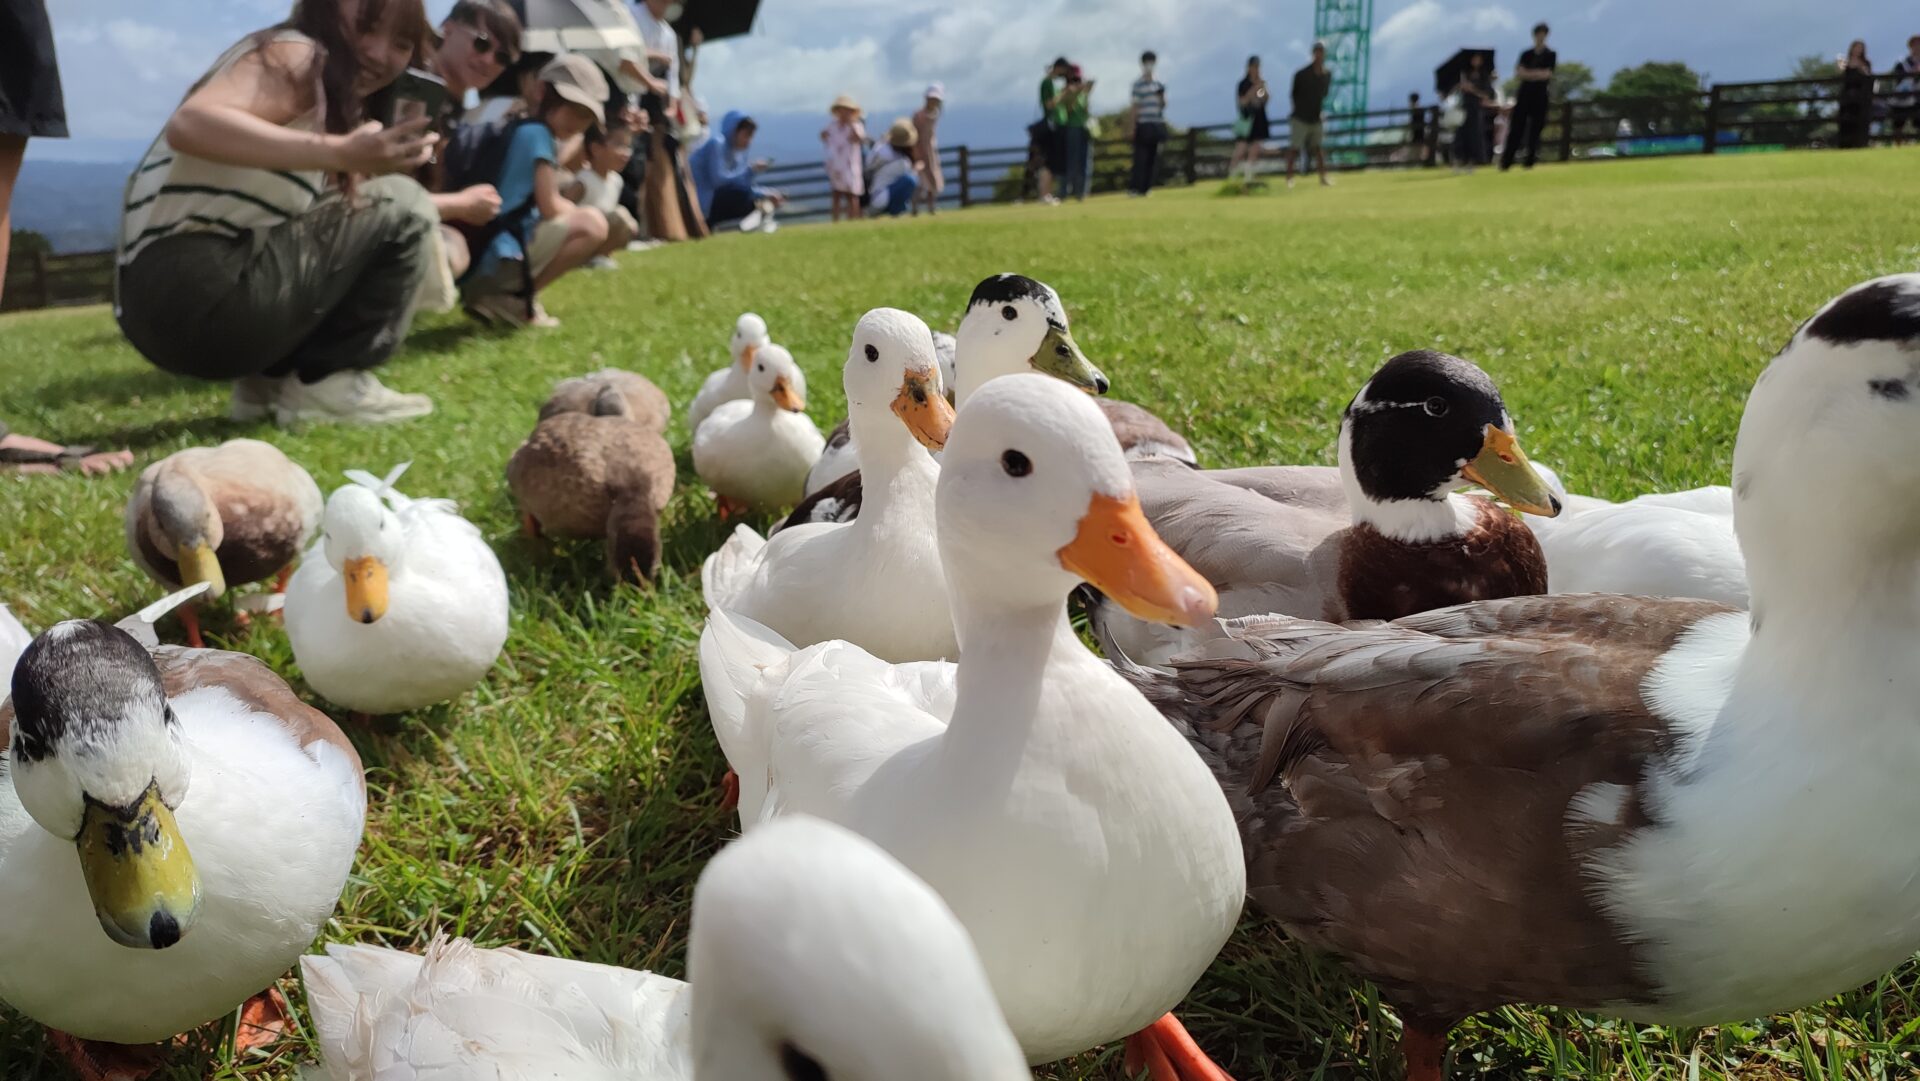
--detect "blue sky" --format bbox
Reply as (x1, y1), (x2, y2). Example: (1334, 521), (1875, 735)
(24, 0), (1909, 164)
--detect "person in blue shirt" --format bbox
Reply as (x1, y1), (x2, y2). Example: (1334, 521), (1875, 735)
(690, 110), (783, 231)
(463, 54), (611, 327)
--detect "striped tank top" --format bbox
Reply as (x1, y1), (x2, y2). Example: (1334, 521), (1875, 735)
(118, 30), (329, 267)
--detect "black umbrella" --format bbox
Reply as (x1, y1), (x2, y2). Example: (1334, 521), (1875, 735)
(674, 0), (762, 43)
(1435, 48), (1496, 95)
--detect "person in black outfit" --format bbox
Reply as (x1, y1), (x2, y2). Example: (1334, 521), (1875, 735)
(1230, 56), (1272, 185)
(1453, 52), (1494, 173)
(1502, 23), (1555, 170)
(1407, 92), (1427, 160)
(1837, 40), (1875, 149)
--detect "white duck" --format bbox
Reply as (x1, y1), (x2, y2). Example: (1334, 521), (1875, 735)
(692, 344), (824, 517)
(689, 312), (786, 433)
(0, 585), (364, 1080)
(300, 815), (1028, 1081)
(700, 375), (1244, 1079)
(800, 273), (1105, 499)
(704, 308), (958, 662)
(0, 603), (29, 691)
(1524, 482), (1747, 607)
(284, 464), (509, 717)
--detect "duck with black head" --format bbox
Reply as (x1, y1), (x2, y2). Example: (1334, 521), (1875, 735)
(1090, 348), (1561, 667)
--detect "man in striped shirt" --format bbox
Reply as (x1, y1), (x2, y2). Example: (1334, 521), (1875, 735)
(1127, 51), (1167, 196)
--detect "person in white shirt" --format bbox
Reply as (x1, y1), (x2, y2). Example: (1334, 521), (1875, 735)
(571, 121), (639, 265)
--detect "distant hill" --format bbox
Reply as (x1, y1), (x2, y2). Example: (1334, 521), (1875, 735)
(13, 160), (131, 254)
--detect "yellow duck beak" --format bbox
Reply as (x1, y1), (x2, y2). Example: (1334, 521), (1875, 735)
(891, 369), (956, 450)
(174, 542), (225, 601)
(738, 343), (759, 371)
(343, 556), (389, 624)
(1058, 492), (1217, 628)
(770, 376), (806, 413)
(1031, 324), (1109, 395)
(1461, 425), (1562, 517)
(77, 782), (201, 950)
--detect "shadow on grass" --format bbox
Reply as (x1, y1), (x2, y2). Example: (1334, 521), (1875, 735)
(401, 319), (507, 359)
(89, 412), (257, 453)
(25, 364), (194, 407)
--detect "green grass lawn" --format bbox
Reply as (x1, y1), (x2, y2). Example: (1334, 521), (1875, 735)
(4, 148), (1920, 1080)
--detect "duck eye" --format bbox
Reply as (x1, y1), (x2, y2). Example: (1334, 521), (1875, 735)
(864, 344), (879, 362)
(757, 364), (765, 372)
(1001, 449), (1032, 477)
(1423, 397), (1449, 417)
(1001, 305), (1018, 321)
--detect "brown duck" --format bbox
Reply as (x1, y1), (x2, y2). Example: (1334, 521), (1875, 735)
(508, 369), (676, 582)
(123, 439), (323, 647)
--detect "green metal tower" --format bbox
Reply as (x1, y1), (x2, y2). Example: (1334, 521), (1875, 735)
(1314, 0), (1373, 143)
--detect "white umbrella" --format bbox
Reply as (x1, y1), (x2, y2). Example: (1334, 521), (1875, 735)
(518, 0), (644, 54)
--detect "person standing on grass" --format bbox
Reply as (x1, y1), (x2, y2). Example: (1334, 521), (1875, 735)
(1407, 92), (1429, 164)
(1229, 56), (1271, 186)
(1837, 41), (1875, 149)
(911, 83), (943, 215)
(1058, 66), (1094, 201)
(1452, 52), (1494, 173)
(822, 95), (866, 222)
(1502, 22), (1555, 170)
(1284, 42), (1333, 189)
(1127, 51), (1167, 196)
(116, 0), (442, 427)
(1036, 56), (1072, 204)
(1892, 36), (1920, 146)
(458, 55), (611, 328)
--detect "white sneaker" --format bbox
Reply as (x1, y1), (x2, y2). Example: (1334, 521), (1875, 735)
(1285, 177), (1296, 190)
(739, 207), (765, 232)
(465, 291), (531, 327)
(230, 375), (283, 422)
(586, 255), (617, 270)
(272, 370), (434, 425)
(1320, 175), (1335, 187)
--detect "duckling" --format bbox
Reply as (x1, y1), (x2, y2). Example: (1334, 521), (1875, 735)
(0, 585), (364, 1081)
(283, 465), (510, 717)
(124, 439), (322, 646)
(692, 344), (824, 518)
(540, 367), (672, 431)
(509, 371), (677, 582)
(1088, 350), (1561, 667)
(689, 312), (799, 433)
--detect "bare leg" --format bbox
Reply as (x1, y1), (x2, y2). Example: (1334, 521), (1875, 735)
(530, 206), (609, 293)
(1317, 148), (1330, 183)
(1284, 148), (1298, 183)
(0, 134), (23, 309)
(439, 225), (471, 280)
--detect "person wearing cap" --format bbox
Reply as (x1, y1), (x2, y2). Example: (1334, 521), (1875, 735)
(866, 118), (923, 217)
(461, 53), (611, 327)
(690, 109), (783, 232)
(1127, 50), (1167, 196)
(822, 94), (867, 223)
(910, 83), (944, 215)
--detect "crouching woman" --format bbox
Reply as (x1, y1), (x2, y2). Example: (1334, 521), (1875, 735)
(116, 0), (442, 425)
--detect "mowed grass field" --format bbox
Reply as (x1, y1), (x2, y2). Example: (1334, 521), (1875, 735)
(4, 148), (1920, 1080)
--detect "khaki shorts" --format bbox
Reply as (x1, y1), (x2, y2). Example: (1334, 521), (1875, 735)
(528, 218), (571, 275)
(1290, 118), (1324, 154)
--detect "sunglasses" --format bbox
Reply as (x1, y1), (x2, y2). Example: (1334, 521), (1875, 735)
(467, 28), (516, 65)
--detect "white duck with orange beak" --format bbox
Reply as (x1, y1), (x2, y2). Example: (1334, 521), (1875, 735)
(692, 343), (825, 517)
(699, 375), (1245, 1080)
(689, 312), (793, 433)
(284, 464), (509, 717)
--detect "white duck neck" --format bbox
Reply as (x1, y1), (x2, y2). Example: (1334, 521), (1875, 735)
(846, 401), (936, 524)
(940, 595), (1076, 772)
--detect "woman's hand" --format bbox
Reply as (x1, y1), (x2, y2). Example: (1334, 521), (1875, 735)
(331, 117), (435, 175)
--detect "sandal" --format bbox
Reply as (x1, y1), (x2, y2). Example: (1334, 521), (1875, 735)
(0, 442), (100, 472)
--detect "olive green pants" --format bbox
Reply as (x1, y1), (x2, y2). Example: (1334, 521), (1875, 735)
(117, 175), (435, 384)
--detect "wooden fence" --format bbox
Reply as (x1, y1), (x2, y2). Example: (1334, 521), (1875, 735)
(6, 74), (1912, 310)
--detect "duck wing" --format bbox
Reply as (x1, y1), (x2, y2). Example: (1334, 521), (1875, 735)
(1122, 592), (1739, 1023)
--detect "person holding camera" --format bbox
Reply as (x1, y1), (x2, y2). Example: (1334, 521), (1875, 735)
(1035, 56), (1072, 204)
(1230, 56), (1271, 186)
(1058, 65), (1095, 200)
(115, 0), (441, 426)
